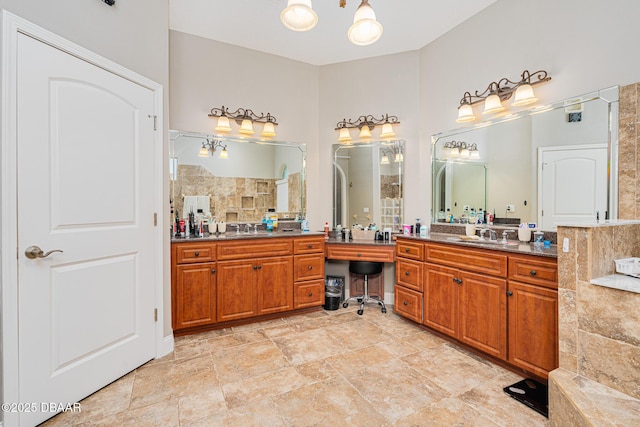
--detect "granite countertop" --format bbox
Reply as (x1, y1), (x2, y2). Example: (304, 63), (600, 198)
(397, 232), (558, 258)
(171, 230), (324, 243)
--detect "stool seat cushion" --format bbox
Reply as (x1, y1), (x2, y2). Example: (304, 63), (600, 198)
(349, 261), (383, 276)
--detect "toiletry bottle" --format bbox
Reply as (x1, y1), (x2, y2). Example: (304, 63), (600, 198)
(266, 216), (274, 232)
(415, 218), (421, 234)
(438, 210), (445, 221)
(446, 208), (452, 223)
(419, 224), (427, 238)
(324, 221), (329, 239)
(469, 208), (476, 223)
(477, 209), (484, 225)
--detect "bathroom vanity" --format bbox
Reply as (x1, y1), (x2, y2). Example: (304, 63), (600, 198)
(171, 232), (325, 335)
(395, 234), (558, 380)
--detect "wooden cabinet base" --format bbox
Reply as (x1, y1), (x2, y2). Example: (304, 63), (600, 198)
(173, 306), (322, 337)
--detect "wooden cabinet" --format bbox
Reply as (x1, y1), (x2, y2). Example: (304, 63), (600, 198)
(172, 242), (217, 331)
(294, 236), (325, 308)
(325, 243), (395, 263)
(507, 255), (558, 379)
(172, 235), (325, 334)
(394, 240), (424, 323)
(349, 271), (384, 298)
(394, 284), (423, 323)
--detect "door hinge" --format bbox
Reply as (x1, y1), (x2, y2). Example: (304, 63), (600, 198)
(154, 308), (158, 322)
(154, 212), (158, 226)
(541, 210), (544, 216)
(148, 114), (157, 131)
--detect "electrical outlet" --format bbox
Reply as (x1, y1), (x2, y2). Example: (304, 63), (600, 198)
(506, 204), (515, 212)
(463, 205), (469, 212)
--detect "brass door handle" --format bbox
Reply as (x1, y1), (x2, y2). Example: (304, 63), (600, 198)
(25, 246), (63, 259)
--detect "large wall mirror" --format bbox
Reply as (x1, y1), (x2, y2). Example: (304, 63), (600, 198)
(333, 140), (405, 230)
(432, 86), (619, 231)
(170, 130), (306, 224)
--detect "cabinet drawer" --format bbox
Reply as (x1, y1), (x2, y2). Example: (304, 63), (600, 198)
(394, 285), (423, 323)
(508, 256), (558, 289)
(396, 258), (423, 292)
(293, 236), (325, 254)
(294, 254), (325, 281)
(325, 244), (395, 262)
(174, 242), (217, 264)
(217, 238), (292, 260)
(396, 239), (424, 261)
(294, 279), (325, 309)
(425, 242), (507, 277)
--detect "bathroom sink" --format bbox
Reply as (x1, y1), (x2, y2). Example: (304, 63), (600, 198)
(447, 236), (518, 246)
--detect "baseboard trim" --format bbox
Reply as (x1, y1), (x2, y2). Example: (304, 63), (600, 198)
(158, 333), (174, 358)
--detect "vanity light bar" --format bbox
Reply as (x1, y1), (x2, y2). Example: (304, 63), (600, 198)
(335, 113), (399, 142)
(208, 105), (278, 138)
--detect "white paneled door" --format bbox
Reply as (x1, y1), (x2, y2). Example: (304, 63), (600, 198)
(14, 31), (157, 426)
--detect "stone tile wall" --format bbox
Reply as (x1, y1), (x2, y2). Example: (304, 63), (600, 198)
(619, 83), (640, 219)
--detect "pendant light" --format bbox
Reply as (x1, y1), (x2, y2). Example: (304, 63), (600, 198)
(281, 0), (318, 32)
(348, 0), (383, 46)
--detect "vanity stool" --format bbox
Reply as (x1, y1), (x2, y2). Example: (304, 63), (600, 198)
(343, 261), (386, 315)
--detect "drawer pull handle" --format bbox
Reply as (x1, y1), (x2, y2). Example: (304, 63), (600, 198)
(308, 244), (313, 248)
(530, 270), (537, 276)
(211, 268), (216, 274)
(308, 292), (313, 297)
(452, 278), (462, 284)
(257, 265), (262, 270)
(507, 291), (513, 296)
(405, 248), (410, 253)
(308, 265), (313, 270)
(403, 301), (408, 306)
(194, 251), (200, 257)
(405, 271), (410, 276)
(357, 253), (362, 257)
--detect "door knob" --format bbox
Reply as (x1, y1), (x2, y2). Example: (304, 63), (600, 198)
(25, 246), (63, 259)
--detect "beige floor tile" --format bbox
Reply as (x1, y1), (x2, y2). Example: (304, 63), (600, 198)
(326, 317), (394, 350)
(395, 397), (501, 427)
(222, 366), (309, 408)
(87, 398), (180, 427)
(213, 339), (291, 384)
(326, 344), (396, 376)
(271, 326), (347, 365)
(184, 396), (285, 427)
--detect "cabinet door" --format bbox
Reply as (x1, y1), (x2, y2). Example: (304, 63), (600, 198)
(394, 285), (423, 323)
(257, 256), (293, 315)
(173, 262), (217, 330)
(458, 270), (507, 360)
(293, 254), (324, 282)
(423, 263), (458, 338)
(508, 280), (558, 378)
(396, 258), (423, 292)
(349, 271), (384, 299)
(294, 279), (325, 309)
(216, 260), (257, 322)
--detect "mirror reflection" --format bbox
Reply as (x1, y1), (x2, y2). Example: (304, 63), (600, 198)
(170, 130), (306, 224)
(333, 140), (405, 230)
(432, 87), (618, 231)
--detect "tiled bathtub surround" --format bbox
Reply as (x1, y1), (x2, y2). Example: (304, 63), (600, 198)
(619, 83), (640, 219)
(550, 221), (640, 426)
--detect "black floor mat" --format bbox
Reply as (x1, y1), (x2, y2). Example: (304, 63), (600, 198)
(503, 378), (548, 418)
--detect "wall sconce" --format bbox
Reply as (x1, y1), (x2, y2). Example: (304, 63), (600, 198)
(281, 0), (383, 46)
(456, 69), (551, 123)
(198, 138), (229, 159)
(380, 146), (403, 165)
(335, 113), (399, 143)
(208, 106), (278, 138)
(442, 141), (479, 159)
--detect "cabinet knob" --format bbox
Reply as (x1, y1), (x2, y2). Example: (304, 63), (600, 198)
(257, 265), (262, 270)
(308, 265), (313, 270)
(530, 270), (537, 276)
(211, 268), (216, 274)
(194, 251), (199, 257)
(405, 248), (410, 253)
(253, 265), (258, 270)
(507, 291), (513, 296)
(357, 253), (362, 257)
(308, 244), (313, 248)
(403, 301), (408, 306)
(405, 271), (410, 276)
(308, 292), (313, 297)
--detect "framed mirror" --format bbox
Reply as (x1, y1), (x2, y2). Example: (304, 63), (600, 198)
(170, 130), (306, 224)
(432, 86), (619, 231)
(333, 140), (405, 230)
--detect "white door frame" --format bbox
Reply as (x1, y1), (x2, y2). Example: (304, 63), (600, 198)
(1, 11), (169, 425)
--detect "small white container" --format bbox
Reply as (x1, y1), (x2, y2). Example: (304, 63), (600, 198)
(615, 257), (640, 278)
(518, 228), (532, 242)
(465, 224), (476, 237)
(217, 221), (226, 233)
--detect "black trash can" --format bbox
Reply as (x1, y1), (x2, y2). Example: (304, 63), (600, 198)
(324, 276), (344, 311)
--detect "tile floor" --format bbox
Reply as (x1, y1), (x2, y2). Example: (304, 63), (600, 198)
(42, 307), (549, 426)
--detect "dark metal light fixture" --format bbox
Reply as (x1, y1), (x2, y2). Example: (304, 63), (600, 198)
(101, 0), (116, 6)
(208, 106), (278, 138)
(442, 141), (479, 159)
(199, 138), (228, 159)
(456, 70), (551, 123)
(335, 113), (399, 142)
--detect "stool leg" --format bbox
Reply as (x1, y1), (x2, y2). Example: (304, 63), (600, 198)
(357, 275), (367, 315)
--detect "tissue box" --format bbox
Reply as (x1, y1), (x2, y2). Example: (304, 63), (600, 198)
(351, 229), (376, 241)
(614, 257), (640, 278)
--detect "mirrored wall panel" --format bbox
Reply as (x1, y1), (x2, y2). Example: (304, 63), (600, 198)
(333, 140), (405, 230)
(170, 130), (306, 224)
(431, 86), (619, 231)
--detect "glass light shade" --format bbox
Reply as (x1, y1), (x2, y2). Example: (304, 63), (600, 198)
(215, 116), (232, 132)
(380, 122), (395, 138)
(337, 128), (352, 143)
(239, 119), (255, 135)
(281, 0), (318, 32)
(483, 94), (505, 114)
(394, 152), (403, 162)
(198, 146), (209, 157)
(219, 148), (228, 159)
(348, 2), (383, 46)
(470, 149), (480, 159)
(449, 147), (459, 157)
(460, 147), (470, 157)
(359, 126), (372, 139)
(456, 103), (476, 123)
(512, 83), (537, 106)
(380, 154), (390, 165)
(261, 122), (276, 138)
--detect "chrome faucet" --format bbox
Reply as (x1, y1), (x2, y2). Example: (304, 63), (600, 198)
(480, 228), (497, 241)
(234, 224), (240, 234)
(254, 224), (259, 234)
(501, 230), (514, 243)
(244, 223), (250, 234)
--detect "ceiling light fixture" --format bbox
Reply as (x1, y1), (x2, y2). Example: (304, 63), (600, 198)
(282, 0), (383, 46)
(456, 70), (551, 123)
(335, 113), (399, 143)
(199, 138), (229, 159)
(208, 106), (278, 139)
